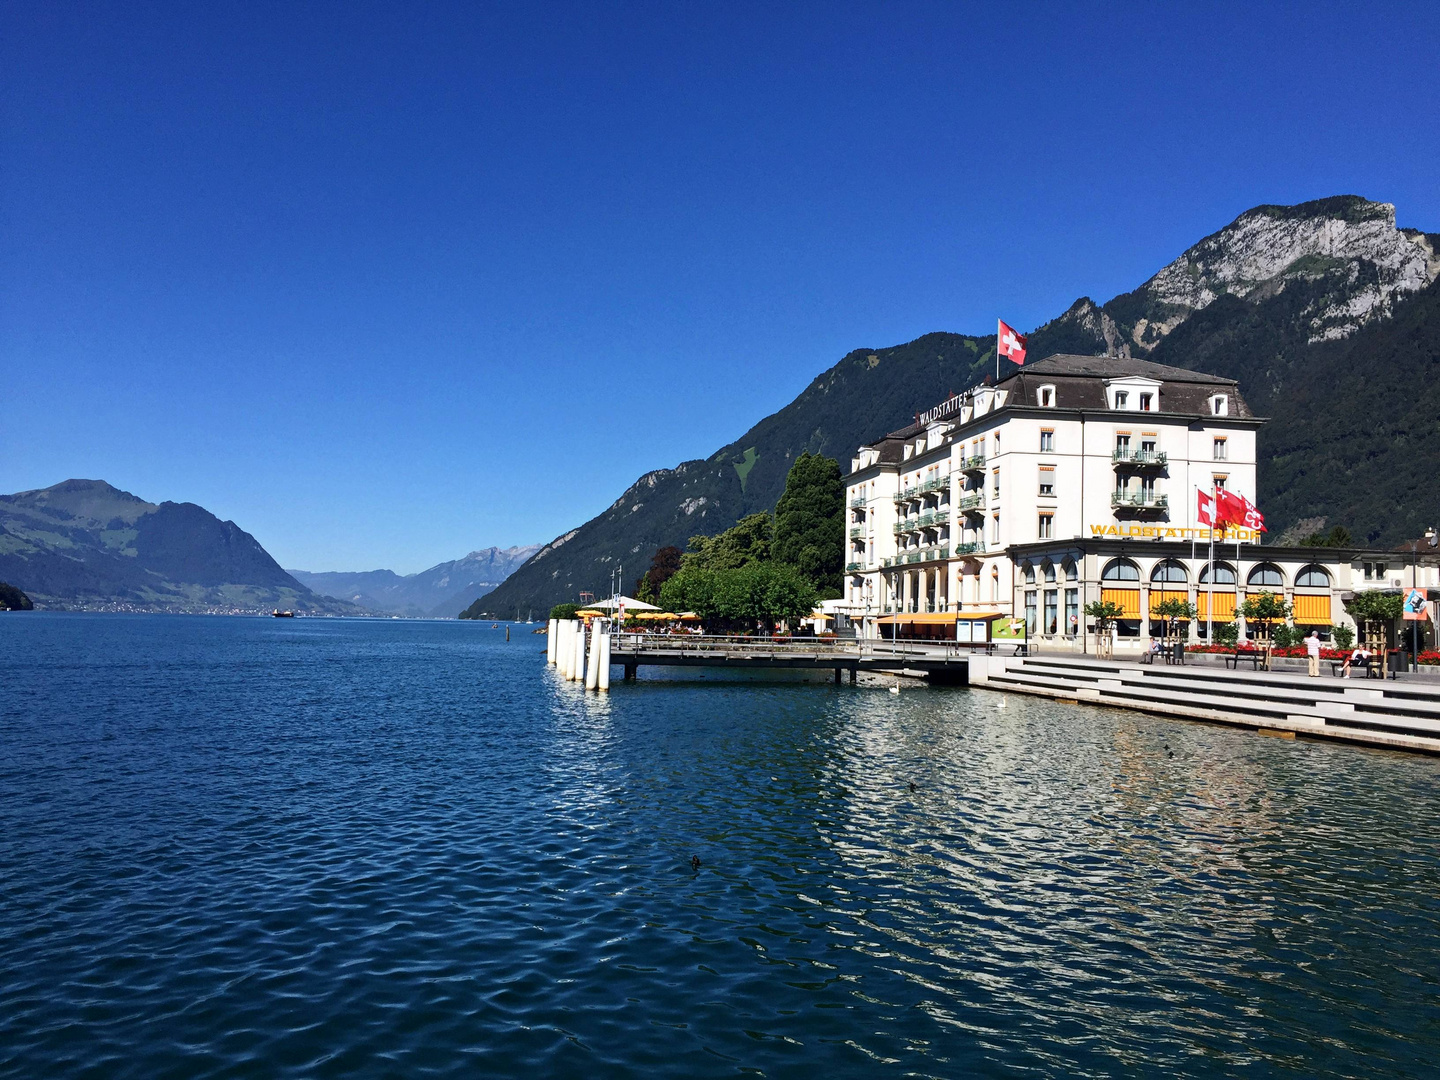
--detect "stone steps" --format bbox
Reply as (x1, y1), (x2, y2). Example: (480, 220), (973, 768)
(975, 655), (1440, 754)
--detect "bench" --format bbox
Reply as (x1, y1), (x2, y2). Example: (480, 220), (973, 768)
(1225, 649), (1263, 670)
(1331, 655), (1391, 679)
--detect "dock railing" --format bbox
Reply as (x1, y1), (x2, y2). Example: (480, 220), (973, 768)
(609, 632), (998, 664)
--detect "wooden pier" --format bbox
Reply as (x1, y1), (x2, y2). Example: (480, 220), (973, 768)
(606, 633), (974, 683)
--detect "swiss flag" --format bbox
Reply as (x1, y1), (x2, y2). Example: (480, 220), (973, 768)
(1197, 489), (1215, 526)
(1216, 488), (1247, 527)
(998, 319), (1028, 365)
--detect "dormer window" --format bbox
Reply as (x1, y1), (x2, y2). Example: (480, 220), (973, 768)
(1114, 391), (1129, 409)
(1210, 394), (1228, 416)
(1038, 384), (1056, 407)
(1139, 392), (1153, 411)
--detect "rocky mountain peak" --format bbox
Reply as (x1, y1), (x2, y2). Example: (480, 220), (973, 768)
(1135, 195), (1438, 346)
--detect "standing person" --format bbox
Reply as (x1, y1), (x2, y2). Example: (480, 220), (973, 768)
(1305, 630), (1321, 678)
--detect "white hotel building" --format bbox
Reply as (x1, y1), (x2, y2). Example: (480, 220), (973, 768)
(842, 353), (1400, 649)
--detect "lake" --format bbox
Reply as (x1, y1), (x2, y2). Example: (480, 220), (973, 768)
(2, 613), (1437, 1078)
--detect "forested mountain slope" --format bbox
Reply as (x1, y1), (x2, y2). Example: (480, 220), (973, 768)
(478, 196), (1439, 614)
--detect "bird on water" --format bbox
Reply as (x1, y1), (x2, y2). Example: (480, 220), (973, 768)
(690, 855), (701, 872)
(908, 781), (918, 793)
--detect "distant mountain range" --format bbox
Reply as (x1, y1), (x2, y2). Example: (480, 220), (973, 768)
(288, 546), (541, 618)
(0, 479), (359, 614)
(477, 195), (1440, 615)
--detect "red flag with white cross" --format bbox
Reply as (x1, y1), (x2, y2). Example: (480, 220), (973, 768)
(997, 319), (1028, 365)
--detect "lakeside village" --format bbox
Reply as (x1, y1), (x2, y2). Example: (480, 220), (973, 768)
(559, 351), (1439, 673)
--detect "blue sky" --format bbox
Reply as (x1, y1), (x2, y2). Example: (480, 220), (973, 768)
(5, 2), (1437, 573)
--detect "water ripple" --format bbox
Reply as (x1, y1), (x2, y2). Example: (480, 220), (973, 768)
(2, 614), (1439, 1077)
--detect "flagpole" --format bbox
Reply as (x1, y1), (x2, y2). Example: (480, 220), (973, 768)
(1207, 482), (1215, 643)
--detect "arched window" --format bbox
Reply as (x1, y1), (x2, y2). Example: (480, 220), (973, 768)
(1101, 558), (1140, 582)
(1150, 559), (1188, 584)
(1043, 561), (1056, 583)
(1023, 563), (1035, 584)
(1247, 563), (1284, 588)
(1199, 563), (1236, 584)
(1296, 565), (1331, 588)
(1062, 558), (1076, 581)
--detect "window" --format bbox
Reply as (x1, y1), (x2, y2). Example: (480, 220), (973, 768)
(1213, 475), (1228, 491)
(1139, 392), (1153, 411)
(1213, 437), (1228, 461)
(991, 513), (1000, 544)
(1247, 564), (1284, 588)
(1038, 385), (1055, 407)
(1024, 591), (1037, 635)
(1140, 437), (1156, 455)
(1024, 563), (1036, 584)
(1211, 394), (1228, 416)
(1038, 466), (1055, 497)
(1296, 566), (1331, 588)
(1062, 558), (1077, 581)
(1363, 561), (1388, 581)
(1065, 589), (1079, 636)
(994, 431), (1001, 453)
(1043, 562), (1057, 583)
(1038, 513), (1054, 540)
(1115, 391), (1129, 409)
(991, 569), (999, 601)
(1101, 559), (1140, 581)
(1140, 476), (1156, 500)
(1044, 590), (1059, 635)
(1199, 563), (1236, 584)
(1151, 559), (1188, 583)
(991, 469), (1000, 496)
(1039, 429), (1054, 452)
(1115, 432), (1131, 454)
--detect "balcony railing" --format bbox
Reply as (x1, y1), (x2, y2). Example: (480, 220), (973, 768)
(849, 495), (868, 507)
(1112, 448), (1168, 467)
(952, 541), (982, 555)
(920, 475), (950, 495)
(960, 454), (986, 473)
(958, 493), (985, 512)
(1112, 490), (1169, 511)
(849, 527), (864, 539)
(845, 561), (865, 573)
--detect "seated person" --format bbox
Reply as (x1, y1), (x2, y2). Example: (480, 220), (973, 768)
(1341, 646), (1373, 677)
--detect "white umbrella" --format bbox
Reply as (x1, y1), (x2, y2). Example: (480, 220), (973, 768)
(590, 594), (660, 612)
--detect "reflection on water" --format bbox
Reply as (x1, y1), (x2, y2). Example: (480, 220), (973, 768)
(2, 614), (1438, 1079)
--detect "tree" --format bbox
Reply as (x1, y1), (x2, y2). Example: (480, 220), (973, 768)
(549, 603), (581, 620)
(1085, 600), (1125, 659)
(1299, 525), (1354, 547)
(771, 452), (845, 598)
(635, 545), (683, 599)
(682, 513), (773, 571)
(1152, 597), (1197, 643)
(661, 563), (815, 633)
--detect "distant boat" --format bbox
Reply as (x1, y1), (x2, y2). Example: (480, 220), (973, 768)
(491, 622), (499, 629)
(272, 610), (295, 618)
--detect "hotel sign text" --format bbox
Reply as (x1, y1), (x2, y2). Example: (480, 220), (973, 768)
(1088, 524), (1260, 542)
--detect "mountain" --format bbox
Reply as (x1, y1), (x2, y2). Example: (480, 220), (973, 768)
(288, 545), (541, 618)
(0, 480), (359, 614)
(477, 195), (1440, 615)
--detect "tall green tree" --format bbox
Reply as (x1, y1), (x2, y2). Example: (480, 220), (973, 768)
(682, 513), (773, 571)
(771, 452), (844, 598)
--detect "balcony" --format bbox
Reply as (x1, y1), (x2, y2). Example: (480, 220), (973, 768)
(849, 526), (864, 539)
(960, 453), (986, 473)
(933, 510), (949, 526)
(952, 541), (982, 556)
(1112, 490), (1169, 512)
(845, 561), (865, 573)
(849, 495), (868, 508)
(919, 475), (950, 495)
(1112, 448), (1168, 468)
(958, 493), (985, 512)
